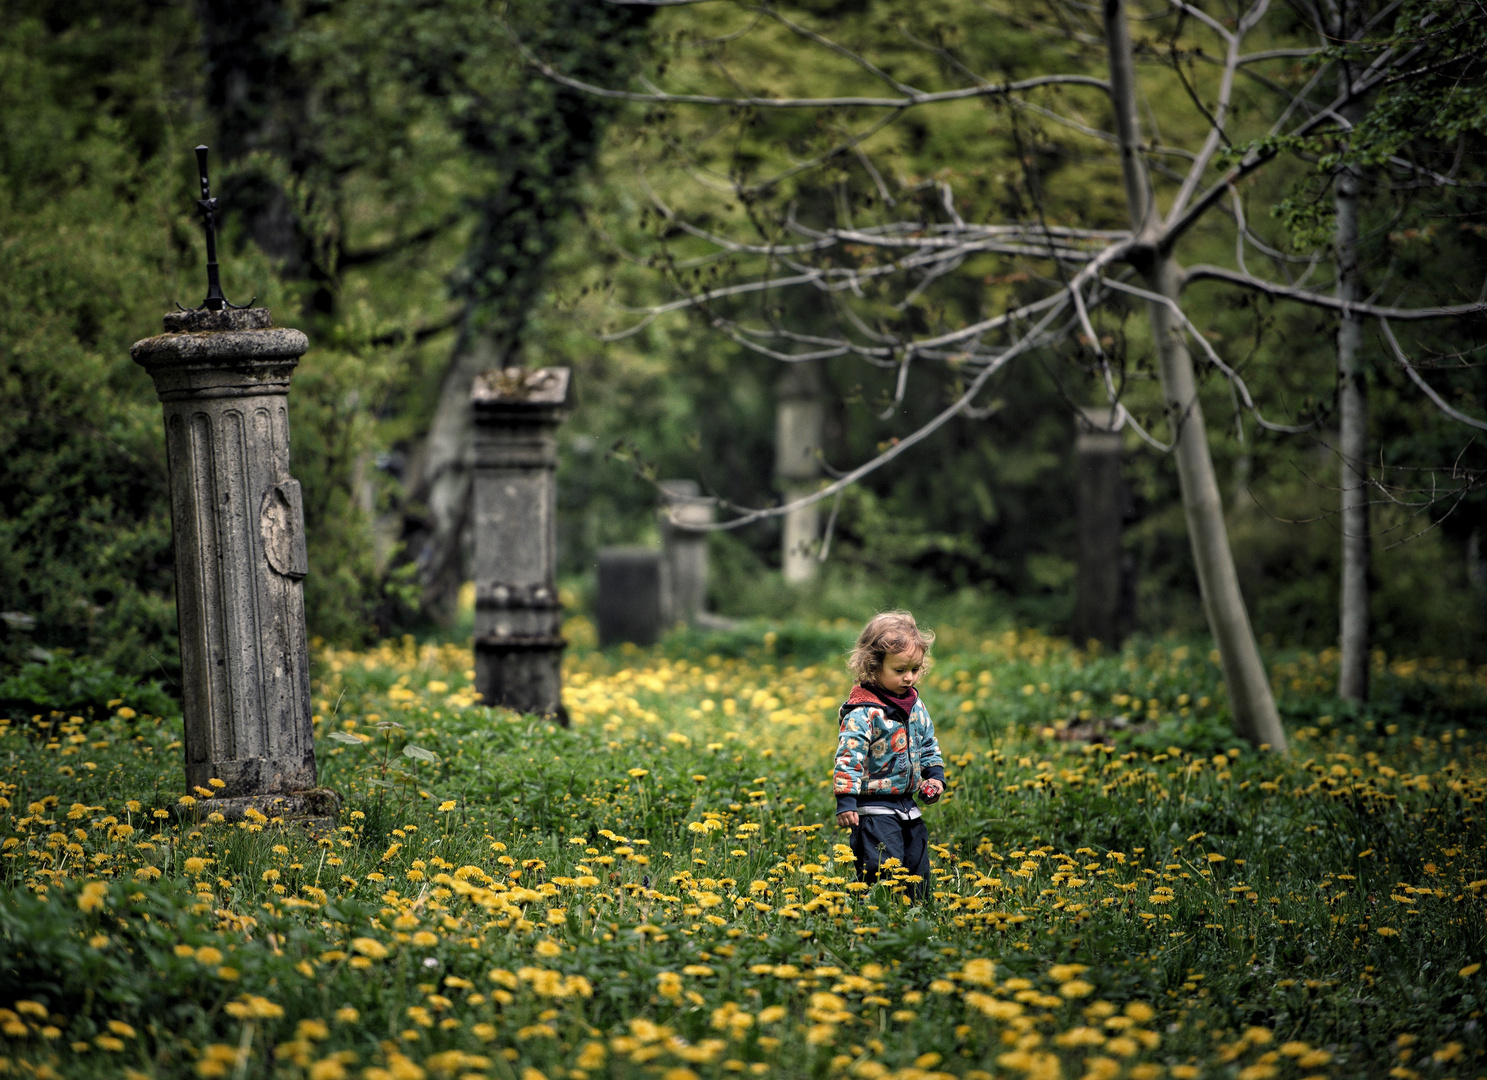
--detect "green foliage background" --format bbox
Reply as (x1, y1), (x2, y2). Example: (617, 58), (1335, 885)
(2, 0), (1485, 686)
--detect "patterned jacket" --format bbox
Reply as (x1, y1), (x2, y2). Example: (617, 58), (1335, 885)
(833, 685), (945, 815)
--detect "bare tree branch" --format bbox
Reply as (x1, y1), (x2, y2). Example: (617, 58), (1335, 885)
(512, 32), (1109, 108)
(1185, 264), (1487, 319)
(1380, 318), (1487, 432)
(664, 298), (1072, 531)
(1099, 274), (1315, 433)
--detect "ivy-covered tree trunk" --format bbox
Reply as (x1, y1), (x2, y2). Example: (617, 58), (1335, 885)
(195, 0), (311, 275)
(402, 0), (655, 625)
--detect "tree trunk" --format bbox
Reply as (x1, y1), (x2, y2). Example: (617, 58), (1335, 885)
(398, 0), (656, 625)
(1335, 10), (1370, 702)
(1147, 256), (1288, 750)
(195, 0), (311, 276)
(1103, 0), (1287, 751)
(1072, 409), (1126, 650)
(404, 326), (500, 625)
(1336, 162), (1370, 700)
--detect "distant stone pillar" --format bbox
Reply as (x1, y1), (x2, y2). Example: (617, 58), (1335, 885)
(597, 548), (665, 647)
(775, 363), (825, 583)
(132, 308), (337, 822)
(659, 480), (713, 626)
(1072, 406), (1126, 651)
(471, 367), (570, 722)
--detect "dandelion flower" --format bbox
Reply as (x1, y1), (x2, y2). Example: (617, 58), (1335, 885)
(351, 937), (389, 959)
(78, 881), (108, 913)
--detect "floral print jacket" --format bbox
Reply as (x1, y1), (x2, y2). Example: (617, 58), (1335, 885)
(833, 685), (945, 815)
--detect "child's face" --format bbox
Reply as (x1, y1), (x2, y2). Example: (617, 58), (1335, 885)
(876, 648), (924, 695)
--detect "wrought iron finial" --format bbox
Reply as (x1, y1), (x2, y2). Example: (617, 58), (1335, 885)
(187, 145), (251, 312)
(195, 145), (227, 311)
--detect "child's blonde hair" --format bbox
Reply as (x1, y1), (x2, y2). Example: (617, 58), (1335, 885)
(847, 610), (935, 685)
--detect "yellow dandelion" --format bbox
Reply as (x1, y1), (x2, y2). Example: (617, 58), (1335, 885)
(351, 937), (389, 959)
(1048, 963), (1090, 983)
(297, 1019), (329, 1041)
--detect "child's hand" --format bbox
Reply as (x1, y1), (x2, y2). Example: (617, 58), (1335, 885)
(919, 779), (944, 801)
(836, 811), (859, 828)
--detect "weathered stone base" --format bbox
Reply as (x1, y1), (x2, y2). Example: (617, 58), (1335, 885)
(474, 638), (567, 723)
(187, 751), (318, 798)
(182, 787), (342, 832)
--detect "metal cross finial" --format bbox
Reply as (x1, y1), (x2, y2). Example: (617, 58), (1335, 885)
(190, 145), (250, 311)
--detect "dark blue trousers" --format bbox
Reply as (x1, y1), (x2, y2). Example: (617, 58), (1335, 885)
(850, 814), (930, 899)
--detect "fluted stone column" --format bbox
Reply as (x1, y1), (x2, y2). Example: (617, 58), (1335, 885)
(471, 367), (570, 723)
(132, 307), (337, 822)
(1072, 406), (1126, 651)
(659, 480), (713, 627)
(775, 363), (825, 584)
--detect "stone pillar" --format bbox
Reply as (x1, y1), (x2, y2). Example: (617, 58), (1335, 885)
(131, 308), (337, 822)
(775, 363), (825, 583)
(1072, 406), (1126, 651)
(471, 367), (570, 722)
(659, 480), (713, 626)
(597, 548), (665, 647)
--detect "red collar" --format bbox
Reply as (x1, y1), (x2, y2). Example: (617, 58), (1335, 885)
(846, 684), (917, 712)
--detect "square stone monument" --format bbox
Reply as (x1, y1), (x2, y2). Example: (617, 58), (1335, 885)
(471, 367), (571, 722)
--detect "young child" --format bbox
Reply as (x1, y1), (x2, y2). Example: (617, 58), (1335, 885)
(834, 611), (945, 899)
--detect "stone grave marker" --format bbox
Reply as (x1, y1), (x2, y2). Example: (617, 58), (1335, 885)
(1072, 406), (1127, 650)
(471, 367), (571, 722)
(658, 479), (713, 627)
(775, 363), (824, 583)
(597, 547), (665, 647)
(130, 146), (338, 826)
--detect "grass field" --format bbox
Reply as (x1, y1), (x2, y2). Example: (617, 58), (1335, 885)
(2, 620), (1485, 1080)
